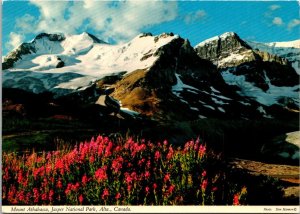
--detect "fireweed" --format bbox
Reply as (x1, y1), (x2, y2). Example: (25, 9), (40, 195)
(2, 135), (246, 205)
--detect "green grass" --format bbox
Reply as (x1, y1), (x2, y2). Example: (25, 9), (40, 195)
(3, 133), (50, 152)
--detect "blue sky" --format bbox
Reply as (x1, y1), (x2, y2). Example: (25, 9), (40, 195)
(2, 0), (300, 56)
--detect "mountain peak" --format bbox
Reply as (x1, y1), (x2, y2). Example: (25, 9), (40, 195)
(195, 32), (252, 62)
(80, 32), (106, 44)
(34, 33), (66, 42)
(219, 31), (237, 39)
(195, 32), (249, 49)
(136, 32), (177, 40)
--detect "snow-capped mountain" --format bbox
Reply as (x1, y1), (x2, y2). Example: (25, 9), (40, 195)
(2, 31), (299, 121)
(3, 32), (181, 94)
(246, 40), (300, 74)
(195, 32), (299, 109)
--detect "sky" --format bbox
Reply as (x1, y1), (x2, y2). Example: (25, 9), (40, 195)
(2, 0), (300, 56)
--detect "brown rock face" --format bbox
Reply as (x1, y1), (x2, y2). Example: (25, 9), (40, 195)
(195, 32), (299, 90)
(110, 35), (222, 118)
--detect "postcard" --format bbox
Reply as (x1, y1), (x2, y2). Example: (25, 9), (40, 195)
(1, 0), (299, 213)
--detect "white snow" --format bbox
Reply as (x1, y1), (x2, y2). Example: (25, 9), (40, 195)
(31, 37), (64, 54)
(222, 70), (300, 106)
(203, 105), (215, 110)
(195, 32), (236, 48)
(260, 40), (300, 49)
(195, 36), (219, 47)
(172, 73), (199, 93)
(247, 40), (300, 74)
(257, 106), (266, 114)
(198, 115), (207, 119)
(190, 107), (199, 111)
(217, 107), (226, 113)
(54, 76), (97, 90)
(180, 99), (189, 104)
(4, 32), (179, 95)
(212, 97), (229, 105)
(210, 86), (221, 93)
(212, 94), (232, 101)
(198, 100), (206, 105)
(239, 101), (251, 106)
(61, 32), (95, 55)
(219, 32), (235, 39)
(218, 51), (251, 67)
(120, 107), (140, 116)
(291, 61), (300, 75)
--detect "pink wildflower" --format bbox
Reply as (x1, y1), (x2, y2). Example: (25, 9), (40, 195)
(82, 175), (89, 186)
(102, 188), (109, 200)
(201, 179), (208, 191)
(154, 151), (161, 161)
(89, 156), (95, 164)
(49, 189), (54, 202)
(112, 157), (123, 173)
(115, 192), (121, 200)
(233, 194), (240, 205)
(145, 186), (150, 194)
(199, 144), (206, 157)
(164, 174), (170, 183)
(168, 184), (175, 194)
(145, 171), (150, 179)
(167, 146), (174, 160)
(95, 166), (108, 183)
(79, 194), (84, 204)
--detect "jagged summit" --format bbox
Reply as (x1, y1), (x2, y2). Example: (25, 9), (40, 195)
(195, 32), (252, 62)
(247, 39), (300, 74)
(194, 32), (299, 109)
(195, 32), (251, 49)
(2, 32), (107, 70)
(34, 33), (66, 42)
(33, 32), (106, 44)
(2, 31), (299, 119)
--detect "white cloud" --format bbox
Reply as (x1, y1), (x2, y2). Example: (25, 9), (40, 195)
(269, 5), (281, 11)
(184, 10), (206, 24)
(272, 17), (283, 26)
(6, 32), (25, 50)
(288, 19), (300, 30)
(22, 0), (178, 43)
(16, 14), (37, 33)
(29, 0), (72, 33)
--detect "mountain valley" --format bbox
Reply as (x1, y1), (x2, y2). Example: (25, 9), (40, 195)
(2, 31), (299, 165)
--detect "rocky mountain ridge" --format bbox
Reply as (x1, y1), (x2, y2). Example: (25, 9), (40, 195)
(195, 32), (299, 110)
(2, 31), (299, 121)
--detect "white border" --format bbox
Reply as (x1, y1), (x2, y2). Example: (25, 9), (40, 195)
(1, 206), (300, 213)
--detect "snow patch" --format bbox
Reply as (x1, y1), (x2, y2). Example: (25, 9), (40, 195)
(195, 32), (235, 48)
(218, 52), (250, 67)
(210, 86), (221, 93)
(190, 107), (199, 111)
(120, 107), (140, 117)
(221, 70), (300, 106)
(239, 101), (251, 106)
(218, 107), (226, 113)
(257, 106), (266, 114)
(54, 76), (97, 90)
(212, 97), (229, 105)
(203, 105), (215, 110)
(198, 115), (207, 119)
(180, 99), (189, 104)
(212, 94), (232, 101)
(172, 73), (199, 95)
